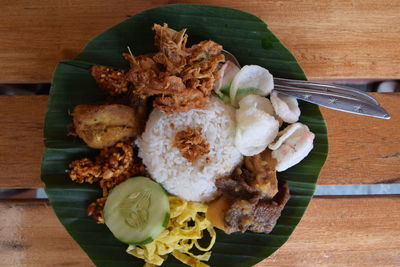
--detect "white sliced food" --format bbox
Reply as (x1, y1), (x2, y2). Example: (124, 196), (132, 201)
(235, 95), (279, 156)
(213, 61), (240, 97)
(238, 94), (275, 115)
(268, 123), (315, 172)
(270, 91), (300, 123)
(230, 65), (274, 107)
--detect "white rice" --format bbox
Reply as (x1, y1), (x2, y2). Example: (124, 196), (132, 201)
(136, 97), (242, 202)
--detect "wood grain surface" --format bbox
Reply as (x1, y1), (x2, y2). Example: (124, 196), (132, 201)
(1, 0), (400, 83)
(0, 96), (47, 188)
(1, 197), (399, 266)
(319, 93), (400, 185)
(0, 93), (398, 188)
(257, 196), (400, 267)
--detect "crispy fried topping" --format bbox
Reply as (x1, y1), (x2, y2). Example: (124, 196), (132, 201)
(91, 65), (129, 96)
(91, 24), (224, 113)
(69, 141), (146, 223)
(125, 23), (225, 113)
(173, 127), (210, 164)
(87, 197), (106, 224)
(69, 158), (102, 184)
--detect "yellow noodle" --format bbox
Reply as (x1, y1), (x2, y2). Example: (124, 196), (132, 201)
(126, 196), (216, 266)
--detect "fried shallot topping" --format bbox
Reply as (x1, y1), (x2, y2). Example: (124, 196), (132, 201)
(173, 127), (210, 164)
(69, 141), (146, 223)
(125, 23), (225, 113)
(91, 65), (129, 96)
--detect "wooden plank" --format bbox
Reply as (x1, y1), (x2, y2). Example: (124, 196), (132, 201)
(0, 96), (47, 188)
(257, 196), (400, 267)
(0, 0), (400, 83)
(1, 197), (399, 266)
(0, 94), (398, 188)
(318, 93), (400, 185)
(0, 200), (91, 266)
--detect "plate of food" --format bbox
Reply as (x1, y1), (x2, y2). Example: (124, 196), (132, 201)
(41, 4), (328, 267)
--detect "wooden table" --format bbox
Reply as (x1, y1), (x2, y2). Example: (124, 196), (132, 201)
(0, 1), (399, 266)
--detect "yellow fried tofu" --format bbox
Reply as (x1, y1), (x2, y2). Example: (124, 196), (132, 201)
(72, 104), (140, 149)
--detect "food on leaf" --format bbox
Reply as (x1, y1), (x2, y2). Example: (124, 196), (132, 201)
(206, 195), (230, 231)
(238, 93), (275, 115)
(104, 177), (170, 245)
(235, 94), (279, 156)
(127, 196), (216, 267)
(213, 60), (240, 101)
(69, 141), (146, 223)
(125, 23), (225, 113)
(72, 104), (141, 149)
(270, 91), (300, 123)
(62, 22), (310, 267)
(136, 97), (242, 202)
(224, 182), (290, 233)
(209, 149), (288, 234)
(173, 127), (210, 164)
(229, 65), (274, 107)
(269, 122), (315, 172)
(91, 65), (129, 96)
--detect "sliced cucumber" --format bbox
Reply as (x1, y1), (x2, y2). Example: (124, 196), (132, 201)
(104, 176), (170, 245)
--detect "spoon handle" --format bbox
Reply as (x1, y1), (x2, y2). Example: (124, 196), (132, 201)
(274, 77), (379, 105)
(275, 85), (390, 119)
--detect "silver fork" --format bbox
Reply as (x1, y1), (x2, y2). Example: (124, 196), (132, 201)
(222, 50), (390, 119)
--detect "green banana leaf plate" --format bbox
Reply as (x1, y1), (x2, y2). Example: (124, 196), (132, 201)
(41, 4), (328, 267)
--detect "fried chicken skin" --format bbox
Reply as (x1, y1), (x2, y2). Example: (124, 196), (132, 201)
(72, 104), (141, 149)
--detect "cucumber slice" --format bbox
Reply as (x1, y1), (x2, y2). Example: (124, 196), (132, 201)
(104, 176), (170, 245)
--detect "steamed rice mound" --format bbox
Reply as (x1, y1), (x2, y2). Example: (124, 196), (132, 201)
(136, 97), (242, 202)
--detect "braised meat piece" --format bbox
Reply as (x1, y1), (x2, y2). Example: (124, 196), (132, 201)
(72, 104), (142, 149)
(243, 149), (278, 199)
(224, 183), (290, 234)
(91, 65), (129, 96)
(216, 149), (278, 201)
(212, 149), (290, 234)
(248, 183), (290, 233)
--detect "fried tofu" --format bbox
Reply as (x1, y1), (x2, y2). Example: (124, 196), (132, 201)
(72, 104), (140, 149)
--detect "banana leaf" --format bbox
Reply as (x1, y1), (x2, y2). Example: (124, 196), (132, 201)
(41, 4), (328, 267)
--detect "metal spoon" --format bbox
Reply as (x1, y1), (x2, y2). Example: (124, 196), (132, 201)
(222, 50), (390, 119)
